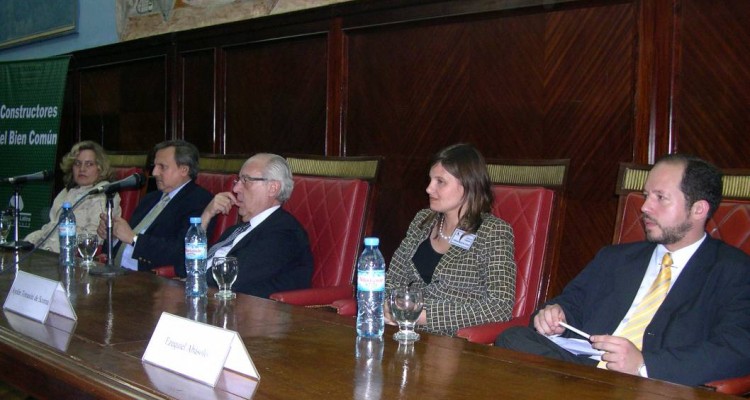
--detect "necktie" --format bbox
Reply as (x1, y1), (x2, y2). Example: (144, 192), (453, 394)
(207, 223), (251, 259)
(114, 193), (170, 266)
(598, 252), (672, 368)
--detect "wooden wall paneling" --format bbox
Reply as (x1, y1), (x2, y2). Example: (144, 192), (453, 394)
(223, 36), (328, 155)
(76, 57), (169, 152)
(327, 18), (346, 156)
(540, 3), (638, 296)
(57, 0), (750, 302)
(634, 0), (677, 164)
(179, 49), (217, 153)
(343, 2), (638, 299)
(345, 17), (473, 263)
(673, 0), (750, 168)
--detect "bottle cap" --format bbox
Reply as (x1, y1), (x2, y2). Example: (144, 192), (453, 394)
(62, 202), (72, 209)
(364, 237), (379, 246)
(190, 217), (201, 224)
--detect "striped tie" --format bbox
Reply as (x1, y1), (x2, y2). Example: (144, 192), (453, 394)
(207, 223), (251, 259)
(598, 252), (672, 368)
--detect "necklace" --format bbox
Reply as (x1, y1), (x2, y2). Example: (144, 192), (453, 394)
(437, 215), (453, 240)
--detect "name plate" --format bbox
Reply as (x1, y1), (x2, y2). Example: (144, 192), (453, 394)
(142, 312), (259, 387)
(3, 270), (77, 323)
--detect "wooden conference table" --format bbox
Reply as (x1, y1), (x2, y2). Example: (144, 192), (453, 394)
(0, 249), (734, 399)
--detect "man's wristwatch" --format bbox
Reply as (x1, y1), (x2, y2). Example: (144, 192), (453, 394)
(132, 234), (138, 245)
(637, 363), (647, 377)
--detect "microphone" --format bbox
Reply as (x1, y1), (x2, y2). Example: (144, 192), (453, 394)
(0, 170), (52, 184)
(88, 173), (145, 195)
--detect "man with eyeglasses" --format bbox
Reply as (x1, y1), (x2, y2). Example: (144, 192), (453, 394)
(197, 153), (313, 298)
(98, 140), (213, 275)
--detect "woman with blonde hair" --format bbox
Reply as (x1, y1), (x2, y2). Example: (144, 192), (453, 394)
(25, 141), (122, 252)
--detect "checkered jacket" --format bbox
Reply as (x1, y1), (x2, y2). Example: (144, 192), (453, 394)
(386, 209), (516, 336)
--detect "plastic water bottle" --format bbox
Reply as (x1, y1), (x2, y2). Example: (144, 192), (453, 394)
(185, 217), (208, 297)
(356, 237), (385, 338)
(58, 202), (76, 266)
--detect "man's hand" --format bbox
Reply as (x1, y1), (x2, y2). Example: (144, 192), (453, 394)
(99, 213), (136, 244)
(591, 335), (644, 375)
(533, 304), (567, 336)
(201, 192), (237, 228)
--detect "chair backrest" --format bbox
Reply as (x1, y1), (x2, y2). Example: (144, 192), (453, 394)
(107, 153), (148, 222)
(613, 162), (750, 255)
(282, 155), (382, 288)
(486, 159), (569, 317)
(196, 155), (247, 245)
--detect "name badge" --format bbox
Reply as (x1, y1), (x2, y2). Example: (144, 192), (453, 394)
(3, 270), (77, 323)
(142, 312), (259, 387)
(449, 229), (476, 250)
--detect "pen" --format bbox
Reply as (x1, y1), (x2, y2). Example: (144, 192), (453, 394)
(558, 321), (590, 339)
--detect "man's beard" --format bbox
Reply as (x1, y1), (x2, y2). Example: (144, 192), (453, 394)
(643, 215), (693, 245)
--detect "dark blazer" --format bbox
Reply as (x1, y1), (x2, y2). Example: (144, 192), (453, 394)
(113, 180), (213, 276)
(542, 236), (750, 386)
(208, 208), (313, 298)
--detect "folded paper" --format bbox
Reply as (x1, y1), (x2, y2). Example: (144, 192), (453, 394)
(3, 270), (77, 323)
(142, 312), (259, 387)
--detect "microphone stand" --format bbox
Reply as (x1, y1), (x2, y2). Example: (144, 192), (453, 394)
(106, 192), (115, 266)
(0, 182), (34, 251)
(89, 190), (125, 277)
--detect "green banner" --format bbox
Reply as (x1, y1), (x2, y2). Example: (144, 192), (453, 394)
(0, 56), (69, 239)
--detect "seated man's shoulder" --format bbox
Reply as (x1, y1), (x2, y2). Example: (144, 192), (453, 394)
(187, 181), (213, 199)
(713, 239), (750, 266)
(276, 208), (306, 229)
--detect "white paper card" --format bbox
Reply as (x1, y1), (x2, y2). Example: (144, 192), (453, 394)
(3, 270), (77, 323)
(142, 312), (259, 387)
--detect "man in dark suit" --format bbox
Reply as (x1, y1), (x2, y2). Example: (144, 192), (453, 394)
(98, 140), (212, 276)
(199, 153), (313, 298)
(495, 154), (750, 386)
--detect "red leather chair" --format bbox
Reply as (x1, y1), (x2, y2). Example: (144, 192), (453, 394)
(107, 153), (148, 222)
(269, 155), (382, 306)
(448, 159), (568, 343)
(613, 163), (750, 396)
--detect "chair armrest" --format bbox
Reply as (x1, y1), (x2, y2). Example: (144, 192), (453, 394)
(702, 374), (750, 396)
(331, 298), (357, 317)
(269, 285), (354, 306)
(456, 315), (532, 345)
(153, 265), (176, 279)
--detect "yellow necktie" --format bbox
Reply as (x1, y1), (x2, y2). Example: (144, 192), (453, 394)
(598, 253), (672, 368)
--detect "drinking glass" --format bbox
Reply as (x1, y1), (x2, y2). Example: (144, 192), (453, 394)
(212, 256), (238, 299)
(390, 286), (424, 342)
(0, 212), (12, 244)
(77, 232), (99, 267)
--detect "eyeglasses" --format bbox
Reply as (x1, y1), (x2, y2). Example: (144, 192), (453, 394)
(233, 175), (269, 185)
(73, 160), (97, 169)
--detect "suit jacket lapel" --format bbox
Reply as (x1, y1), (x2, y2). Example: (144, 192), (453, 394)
(130, 191), (162, 228)
(653, 237), (717, 324)
(228, 208), (282, 254)
(145, 180), (194, 232)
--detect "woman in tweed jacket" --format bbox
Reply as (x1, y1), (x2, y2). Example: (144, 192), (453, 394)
(385, 143), (516, 336)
